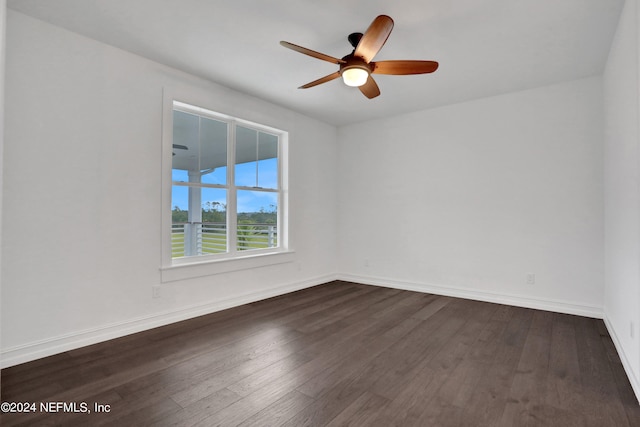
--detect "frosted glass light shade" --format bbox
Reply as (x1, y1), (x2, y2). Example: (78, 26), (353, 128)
(342, 67), (369, 87)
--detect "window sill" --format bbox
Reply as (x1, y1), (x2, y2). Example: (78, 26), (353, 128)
(160, 250), (296, 283)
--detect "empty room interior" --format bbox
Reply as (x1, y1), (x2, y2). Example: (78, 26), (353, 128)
(1, 0), (640, 425)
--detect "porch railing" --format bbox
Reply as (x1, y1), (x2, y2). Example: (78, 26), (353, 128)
(171, 222), (277, 258)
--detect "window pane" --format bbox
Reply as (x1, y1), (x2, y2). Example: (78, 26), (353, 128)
(237, 190), (278, 251)
(173, 110), (228, 185)
(172, 169), (188, 182)
(200, 116), (228, 185)
(171, 185), (189, 258)
(235, 126), (258, 187)
(235, 127), (278, 189)
(173, 110), (200, 176)
(201, 188), (227, 255)
(172, 185), (227, 258)
(258, 132), (278, 189)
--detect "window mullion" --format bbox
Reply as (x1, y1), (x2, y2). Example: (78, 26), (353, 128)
(227, 121), (238, 254)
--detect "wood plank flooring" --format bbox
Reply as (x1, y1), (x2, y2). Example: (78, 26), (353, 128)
(1, 281), (639, 426)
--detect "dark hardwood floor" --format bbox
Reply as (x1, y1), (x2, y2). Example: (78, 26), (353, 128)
(1, 281), (639, 426)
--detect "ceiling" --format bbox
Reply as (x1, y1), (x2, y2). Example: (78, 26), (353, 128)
(7, 0), (625, 126)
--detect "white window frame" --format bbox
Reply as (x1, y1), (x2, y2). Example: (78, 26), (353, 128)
(160, 89), (292, 282)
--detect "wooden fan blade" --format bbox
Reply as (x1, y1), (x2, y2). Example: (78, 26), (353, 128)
(299, 71), (341, 89)
(372, 60), (439, 75)
(359, 76), (381, 99)
(354, 15), (394, 63)
(280, 41), (345, 64)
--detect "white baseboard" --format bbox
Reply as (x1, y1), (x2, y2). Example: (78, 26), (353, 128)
(337, 273), (604, 319)
(0, 274), (337, 369)
(603, 315), (640, 405)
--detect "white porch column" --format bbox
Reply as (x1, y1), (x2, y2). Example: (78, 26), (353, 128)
(186, 170), (202, 256)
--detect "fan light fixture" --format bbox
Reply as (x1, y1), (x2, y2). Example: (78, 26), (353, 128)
(342, 67), (369, 87)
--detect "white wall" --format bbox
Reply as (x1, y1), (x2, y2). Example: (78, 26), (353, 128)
(0, 0), (6, 387)
(1, 11), (338, 367)
(337, 77), (604, 317)
(603, 0), (640, 403)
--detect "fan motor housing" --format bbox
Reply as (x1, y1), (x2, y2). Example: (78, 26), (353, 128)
(348, 32), (364, 48)
(339, 55), (373, 76)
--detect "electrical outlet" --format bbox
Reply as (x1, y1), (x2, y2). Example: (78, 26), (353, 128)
(631, 322), (635, 339)
(364, 259), (370, 267)
(152, 285), (161, 299)
(526, 273), (535, 285)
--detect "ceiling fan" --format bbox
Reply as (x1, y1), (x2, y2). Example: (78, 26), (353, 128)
(172, 144), (188, 156)
(280, 15), (438, 99)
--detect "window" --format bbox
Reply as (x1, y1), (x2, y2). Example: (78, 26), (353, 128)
(163, 100), (288, 273)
